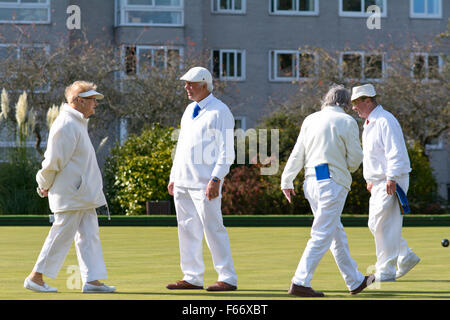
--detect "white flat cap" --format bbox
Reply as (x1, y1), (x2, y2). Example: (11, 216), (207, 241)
(78, 90), (104, 100)
(351, 84), (377, 101)
(180, 67), (213, 84)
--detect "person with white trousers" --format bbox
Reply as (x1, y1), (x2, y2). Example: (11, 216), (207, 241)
(351, 84), (420, 282)
(281, 85), (374, 297)
(24, 81), (115, 293)
(166, 67), (237, 292)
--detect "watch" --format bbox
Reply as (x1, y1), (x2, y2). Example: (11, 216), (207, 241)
(211, 176), (221, 183)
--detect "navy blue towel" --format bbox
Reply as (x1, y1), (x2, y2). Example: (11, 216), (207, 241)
(395, 184), (410, 214)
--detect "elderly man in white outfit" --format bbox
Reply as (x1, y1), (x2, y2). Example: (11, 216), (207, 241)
(166, 67), (237, 292)
(24, 81), (115, 293)
(281, 85), (374, 297)
(351, 84), (420, 282)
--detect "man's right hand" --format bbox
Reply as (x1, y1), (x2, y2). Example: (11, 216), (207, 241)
(367, 182), (373, 193)
(282, 189), (296, 203)
(168, 182), (174, 196)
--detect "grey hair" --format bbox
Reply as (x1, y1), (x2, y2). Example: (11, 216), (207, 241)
(321, 84), (351, 109)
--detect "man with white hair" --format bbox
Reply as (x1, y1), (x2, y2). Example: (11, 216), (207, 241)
(24, 81), (115, 293)
(167, 67), (237, 291)
(351, 84), (420, 282)
(281, 85), (374, 297)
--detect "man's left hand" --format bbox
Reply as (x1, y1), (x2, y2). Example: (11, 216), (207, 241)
(386, 180), (396, 195)
(206, 180), (220, 200)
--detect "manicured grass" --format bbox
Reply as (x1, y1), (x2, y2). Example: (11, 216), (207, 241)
(1, 226), (449, 300)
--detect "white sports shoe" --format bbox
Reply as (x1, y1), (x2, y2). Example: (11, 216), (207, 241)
(24, 278), (57, 293)
(396, 253), (420, 279)
(82, 283), (116, 293)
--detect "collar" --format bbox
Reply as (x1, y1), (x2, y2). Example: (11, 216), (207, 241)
(196, 93), (214, 110)
(365, 105), (383, 126)
(322, 105), (345, 113)
(62, 103), (89, 124)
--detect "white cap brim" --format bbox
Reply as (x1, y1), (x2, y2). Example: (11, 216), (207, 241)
(78, 90), (104, 100)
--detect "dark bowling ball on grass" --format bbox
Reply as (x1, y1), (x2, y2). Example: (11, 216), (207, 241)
(442, 239), (449, 247)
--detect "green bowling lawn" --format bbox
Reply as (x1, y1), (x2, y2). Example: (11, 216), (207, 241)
(1, 226), (449, 300)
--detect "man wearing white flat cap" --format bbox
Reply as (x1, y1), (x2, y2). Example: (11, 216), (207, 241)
(167, 67), (237, 292)
(351, 83), (420, 282)
(24, 81), (115, 293)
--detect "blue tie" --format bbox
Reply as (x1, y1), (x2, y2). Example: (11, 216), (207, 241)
(192, 104), (201, 119)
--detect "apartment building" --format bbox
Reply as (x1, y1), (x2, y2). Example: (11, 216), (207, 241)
(0, 0), (448, 200)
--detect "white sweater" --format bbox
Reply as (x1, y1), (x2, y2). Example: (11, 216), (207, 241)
(362, 105), (411, 182)
(281, 106), (363, 190)
(170, 94), (235, 188)
(36, 104), (107, 213)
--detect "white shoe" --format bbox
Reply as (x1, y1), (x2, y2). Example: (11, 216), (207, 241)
(82, 283), (116, 293)
(396, 253), (420, 279)
(24, 278), (57, 293)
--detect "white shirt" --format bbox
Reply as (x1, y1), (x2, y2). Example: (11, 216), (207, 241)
(281, 106), (363, 190)
(36, 104), (107, 213)
(170, 94), (235, 188)
(362, 105), (411, 182)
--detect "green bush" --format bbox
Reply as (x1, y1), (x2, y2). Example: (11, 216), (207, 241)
(0, 147), (50, 215)
(104, 124), (176, 215)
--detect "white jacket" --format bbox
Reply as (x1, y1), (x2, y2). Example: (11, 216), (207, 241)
(362, 105), (411, 182)
(36, 104), (107, 213)
(281, 106), (363, 190)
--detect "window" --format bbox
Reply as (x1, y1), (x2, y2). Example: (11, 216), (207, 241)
(211, 0), (246, 13)
(115, 0), (184, 26)
(269, 0), (319, 15)
(410, 0), (442, 18)
(340, 52), (384, 80)
(269, 50), (316, 81)
(0, 0), (50, 24)
(339, 0), (387, 17)
(234, 116), (247, 131)
(412, 53), (442, 80)
(122, 45), (183, 76)
(212, 49), (246, 81)
(0, 43), (50, 92)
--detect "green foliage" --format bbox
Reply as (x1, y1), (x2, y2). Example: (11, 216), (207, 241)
(0, 147), (49, 214)
(104, 124), (176, 215)
(407, 142), (443, 214)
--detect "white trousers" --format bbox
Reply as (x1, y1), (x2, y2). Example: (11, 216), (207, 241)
(174, 186), (237, 286)
(368, 176), (414, 281)
(33, 209), (107, 283)
(292, 177), (365, 291)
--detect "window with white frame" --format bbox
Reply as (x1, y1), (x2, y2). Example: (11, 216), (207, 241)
(212, 0), (246, 13)
(410, 0), (442, 18)
(115, 0), (184, 26)
(339, 0), (387, 17)
(212, 49), (246, 81)
(270, 0), (319, 15)
(412, 53), (442, 80)
(269, 50), (316, 81)
(0, 0), (50, 24)
(340, 52), (384, 80)
(122, 45), (183, 76)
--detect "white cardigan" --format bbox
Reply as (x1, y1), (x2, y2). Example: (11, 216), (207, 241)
(36, 104), (107, 213)
(281, 106), (363, 191)
(170, 94), (235, 189)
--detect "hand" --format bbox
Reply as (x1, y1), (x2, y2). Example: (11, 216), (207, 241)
(167, 182), (174, 196)
(37, 187), (48, 198)
(386, 180), (396, 195)
(42, 189), (48, 197)
(367, 182), (373, 193)
(206, 180), (220, 200)
(282, 189), (296, 203)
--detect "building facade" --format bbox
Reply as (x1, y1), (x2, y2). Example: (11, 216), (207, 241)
(0, 0), (448, 200)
